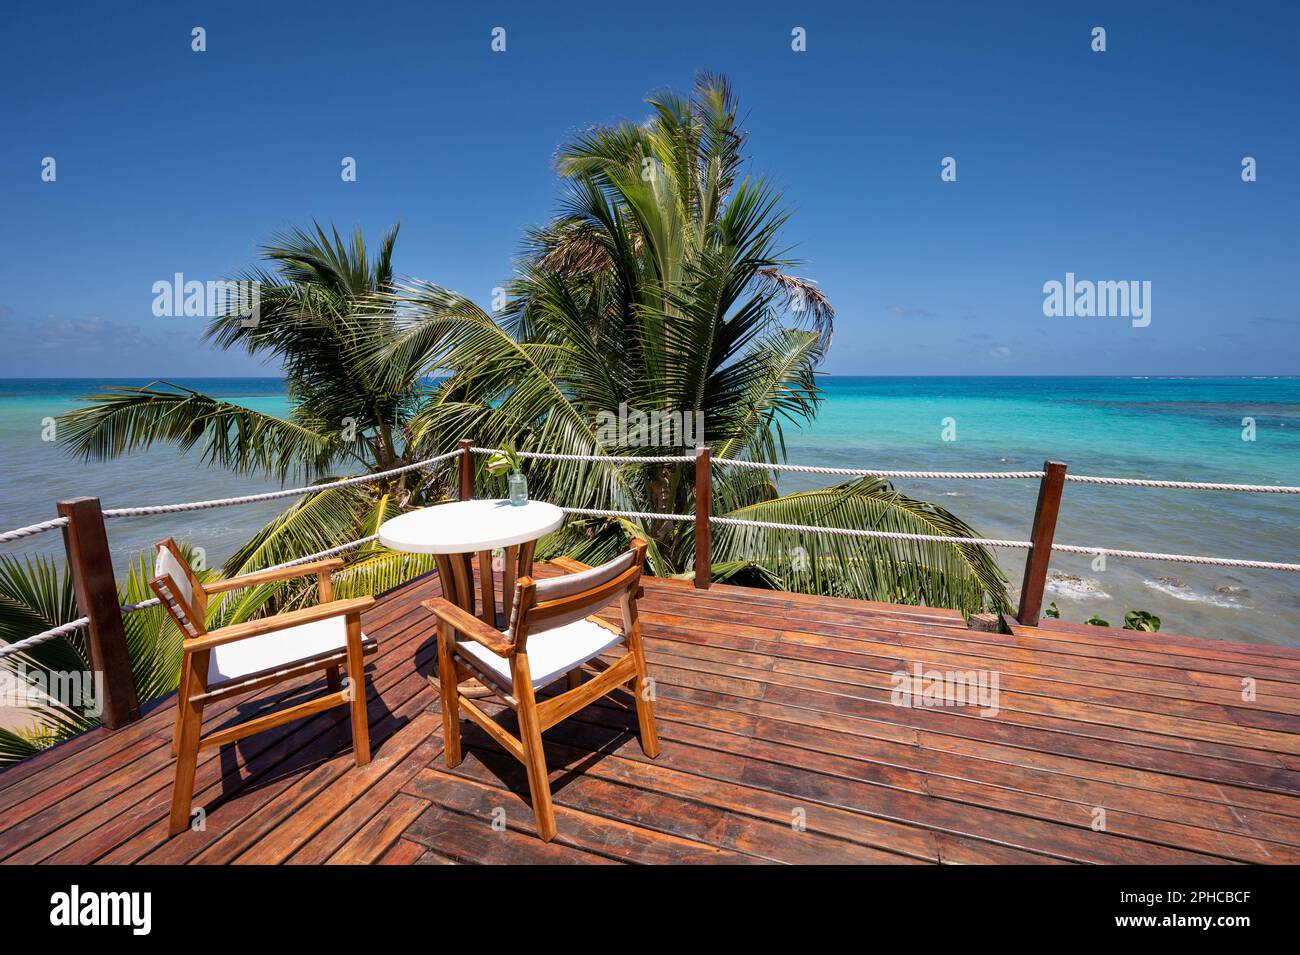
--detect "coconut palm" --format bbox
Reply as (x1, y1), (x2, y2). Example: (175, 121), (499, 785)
(12, 226), (459, 760)
(56, 223), (457, 619)
(50, 76), (1007, 652)
(368, 74), (1010, 612)
(5, 77), (1010, 769)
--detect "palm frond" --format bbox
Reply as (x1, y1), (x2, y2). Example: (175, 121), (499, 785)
(712, 479), (1011, 614)
(57, 382), (337, 482)
(0, 554), (86, 674)
(756, 268), (834, 353)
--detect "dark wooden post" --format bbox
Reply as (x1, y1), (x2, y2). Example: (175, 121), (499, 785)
(1017, 461), (1068, 627)
(458, 439), (474, 501)
(694, 446), (712, 590)
(57, 497), (140, 729)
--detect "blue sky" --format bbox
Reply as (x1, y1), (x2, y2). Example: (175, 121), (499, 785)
(1, 0), (1296, 377)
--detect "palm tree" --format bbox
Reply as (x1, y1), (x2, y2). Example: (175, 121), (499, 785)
(4, 225), (465, 761)
(57, 223), (459, 620)
(369, 74), (1010, 612)
(47, 76), (1006, 679)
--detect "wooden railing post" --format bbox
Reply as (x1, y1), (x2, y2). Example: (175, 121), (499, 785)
(458, 439), (474, 501)
(1017, 461), (1068, 627)
(694, 446), (712, 590)
(57, 497), (140, 729)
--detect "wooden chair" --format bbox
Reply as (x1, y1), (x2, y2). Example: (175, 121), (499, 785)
(150, 538), (377, 837)
(423, 539), (658, 841)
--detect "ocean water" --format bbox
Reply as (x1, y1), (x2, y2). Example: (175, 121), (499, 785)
(1, 377), (1297, 647)
(0, 378), (292, 583)
(780, 377), (1300, 647)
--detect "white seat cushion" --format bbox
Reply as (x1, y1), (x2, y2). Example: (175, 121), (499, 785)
(456, 618), (624, 691)
(208, 615), (369, 687)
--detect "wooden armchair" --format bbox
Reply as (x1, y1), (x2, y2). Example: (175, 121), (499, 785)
(423, 539), (658, 842)
(150, 538), (377, 836)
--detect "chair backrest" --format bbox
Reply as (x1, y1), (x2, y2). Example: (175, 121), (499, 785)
(150, 538), (205, 637)
(510, 539), (646, 647)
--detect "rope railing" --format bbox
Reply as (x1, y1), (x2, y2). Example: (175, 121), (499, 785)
(4, 446), (1292, 546)
(119, 597), (160, 614)
(471, 446), (695, 464)
(1048, 543), (1300, 572)
(0, 618), (90, 660)
(714, 455), (1300, 493)
(714, 457), (1046, 480)
(563, 506), (695, 522)
(1063, 474), (1300, 494)
(100, 448), (464, 518)
(0, 517), (70, 544)
(262, 535), (381, 571)
(5, 439), (1299, 693)
(709, 515), (1300, 572)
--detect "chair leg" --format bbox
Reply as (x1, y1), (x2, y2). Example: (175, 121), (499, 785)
(566, 668), (582, 690)
(624, 610), (660, 759)
(168, 690), (203, 837)
(631, 660), (660, 759)
(326, 665), (342, 692)
(172, 653), (191, 757)
(436, 626), (462, 768)
(344, 617), (370, 767)
(512, 664), (556, 842)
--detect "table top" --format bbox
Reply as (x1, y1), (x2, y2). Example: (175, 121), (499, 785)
(377, 499), (566, 555)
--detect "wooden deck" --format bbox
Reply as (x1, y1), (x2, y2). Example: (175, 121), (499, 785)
(2, 566), (1299, 864)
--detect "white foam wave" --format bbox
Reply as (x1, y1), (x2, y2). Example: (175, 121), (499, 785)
(1046, 575), (1110, 601)
(1142, 579), (1243, 609)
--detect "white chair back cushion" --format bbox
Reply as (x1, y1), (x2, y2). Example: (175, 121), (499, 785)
(512, 547), (637, 635)
(155, 545), (199, 635)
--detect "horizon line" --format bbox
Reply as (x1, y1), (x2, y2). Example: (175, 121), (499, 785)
(2, 374), (1298, 382)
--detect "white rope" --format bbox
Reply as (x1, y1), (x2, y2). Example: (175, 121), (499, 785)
(262, 535), (380, 571)
(120, 597), (160, 614)
(713, 457), (1045, 480)
(0, 517), (69, 544)
(1065, 474), (1300, 494)
(1048, 543), (1300, 572)
(715, 456), (1300, 493)
(563, 507), (695, 522)
(471, 447), (695, 464)
(101, 449), (464, 518)
(0, 618), (90, 659)
(710, 516), (1300, 572)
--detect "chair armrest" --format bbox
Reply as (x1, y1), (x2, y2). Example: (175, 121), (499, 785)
(186, 595), (375, 652)
(422, 598), (514, 657)
(202, 559), (345, 594)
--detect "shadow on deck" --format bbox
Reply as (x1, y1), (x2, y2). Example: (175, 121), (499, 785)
(2, 567), (1299, 864)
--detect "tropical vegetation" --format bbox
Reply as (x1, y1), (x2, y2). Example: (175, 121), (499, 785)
(1, 74), (1010, 763)
(0, 550), (191, 762)
(365, 73), (1009, 609)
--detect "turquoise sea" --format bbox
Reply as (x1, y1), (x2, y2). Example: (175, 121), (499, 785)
(2, 377), (1298, 647)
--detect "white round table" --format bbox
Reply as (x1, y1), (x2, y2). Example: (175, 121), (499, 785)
(379, 499), (565, 627)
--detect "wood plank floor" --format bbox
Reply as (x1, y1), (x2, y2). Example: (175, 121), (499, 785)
(2, 567), (1299, 864)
